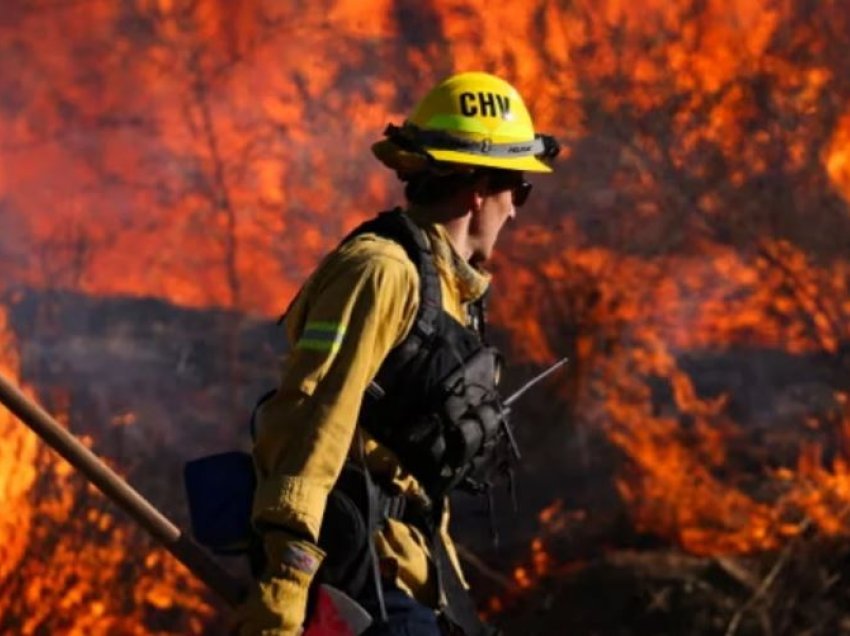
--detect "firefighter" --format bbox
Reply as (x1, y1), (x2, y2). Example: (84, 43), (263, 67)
(238, 71), (558, 636)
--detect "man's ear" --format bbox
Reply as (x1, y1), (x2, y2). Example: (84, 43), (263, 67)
(470, 175), (489, 212)
(472, 190), (485, 213)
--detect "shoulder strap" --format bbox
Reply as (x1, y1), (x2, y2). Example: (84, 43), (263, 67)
(467, 287), (490, 342)
(343, 209), (442, 390)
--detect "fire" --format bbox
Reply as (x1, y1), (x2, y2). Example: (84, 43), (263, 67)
(510, 537), (553, 590)
(0, 309), (214, 633)
(826, 112), (850, 202)
(0, 309), (39, 585)
(497, 222), (850, 550)
(3, 0), (850, 630)
(484, 500), (587, 615)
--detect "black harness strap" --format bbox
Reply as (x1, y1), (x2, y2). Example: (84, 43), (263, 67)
(342, 210), (494, 635)
(434, 536), (491, 636)
(395, 499), (494, 636)
(342, 209), (443, 398)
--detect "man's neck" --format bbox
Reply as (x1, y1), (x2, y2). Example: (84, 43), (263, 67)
(407, 204), (473, 261)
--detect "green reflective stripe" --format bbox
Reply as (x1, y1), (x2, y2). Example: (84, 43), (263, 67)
(296, 338), (342, 353)
(303, 321), (345, 331)
(296, 321), (347, 353)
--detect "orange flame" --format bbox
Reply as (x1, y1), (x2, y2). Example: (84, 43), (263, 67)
(4, 0), (850, 628)
(0, 310), (214, 633)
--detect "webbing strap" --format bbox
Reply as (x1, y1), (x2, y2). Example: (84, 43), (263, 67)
(355, 430), (388, 624)
(394, 500), (492, 636)
(433, 535), (494, 636)
(342, 209), (442, 389)
(343, 211), (492, 634)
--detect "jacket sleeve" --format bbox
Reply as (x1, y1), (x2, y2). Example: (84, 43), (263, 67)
(251, 244), (419, 541)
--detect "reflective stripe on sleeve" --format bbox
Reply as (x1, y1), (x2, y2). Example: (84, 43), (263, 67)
(295, 321), (348, 353)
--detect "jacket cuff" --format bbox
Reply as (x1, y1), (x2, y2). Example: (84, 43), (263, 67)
(252, 474), (330, 541)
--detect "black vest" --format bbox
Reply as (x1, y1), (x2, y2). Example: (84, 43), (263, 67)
(341, 209), (503, 502)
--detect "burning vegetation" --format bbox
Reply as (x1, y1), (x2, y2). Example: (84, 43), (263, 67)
(2, 0), (850, 634)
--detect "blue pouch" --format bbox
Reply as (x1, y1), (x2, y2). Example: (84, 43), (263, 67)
(183, 451), (256, 554)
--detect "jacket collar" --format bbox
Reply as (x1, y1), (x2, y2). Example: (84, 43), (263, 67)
(405, 208), (491, 304)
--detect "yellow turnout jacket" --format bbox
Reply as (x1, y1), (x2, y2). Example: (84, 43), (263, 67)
(251, 209), (490, 606)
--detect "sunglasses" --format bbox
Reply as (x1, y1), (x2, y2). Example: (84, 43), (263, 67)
(485, 170), (533, 207)
(512, 181), (532, 207)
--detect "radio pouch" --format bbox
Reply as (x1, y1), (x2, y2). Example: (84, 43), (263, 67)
(183, 451), (256, 554)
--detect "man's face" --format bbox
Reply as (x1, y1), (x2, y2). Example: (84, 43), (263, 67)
(469, 171), (528, 265)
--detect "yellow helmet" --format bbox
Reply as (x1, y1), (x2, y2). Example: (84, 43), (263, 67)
(373, 71), (559, 176)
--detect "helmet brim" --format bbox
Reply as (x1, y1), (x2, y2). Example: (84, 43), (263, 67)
(424, 148), (553, 173)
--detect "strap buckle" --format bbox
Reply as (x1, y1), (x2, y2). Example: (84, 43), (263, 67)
(381, 494), (407, 521)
